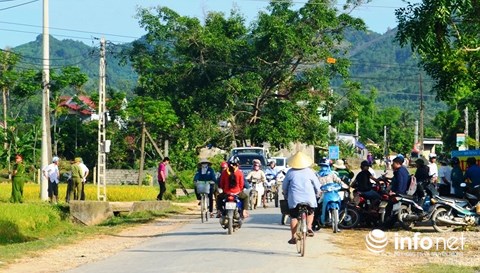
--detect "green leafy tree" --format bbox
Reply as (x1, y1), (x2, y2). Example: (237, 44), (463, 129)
(127, 1), (366, 161)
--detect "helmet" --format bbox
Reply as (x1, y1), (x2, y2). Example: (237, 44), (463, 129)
(429, 153), (437, 159)
(220, 161), (228, 168)
(52, 156), (60, 163)
(451, 157), (460, 165)
(227, 156), (240, 165)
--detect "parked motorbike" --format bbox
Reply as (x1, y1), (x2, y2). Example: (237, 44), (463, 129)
(314, 182), (343, 233)
(397, 182), (439, 229)
(219, 193), (244, 235)
(430, 183), (480, 232)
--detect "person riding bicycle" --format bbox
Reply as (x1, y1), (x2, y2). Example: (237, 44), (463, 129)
(193, 158), (217, 217)
(218, 156), (250, 218)
(282, 151), (321, 244)
(246, 160), (268, 208)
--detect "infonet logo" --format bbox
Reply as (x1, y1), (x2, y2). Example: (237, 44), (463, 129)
(365, 229), (466, 254)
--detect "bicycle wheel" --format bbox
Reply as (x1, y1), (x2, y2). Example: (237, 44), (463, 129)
(300, 212), (307, 256)
(200, 194), (206, 223)
(204, 195), (209, 222)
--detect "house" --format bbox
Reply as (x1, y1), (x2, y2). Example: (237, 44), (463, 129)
(58, 95), (97, 121)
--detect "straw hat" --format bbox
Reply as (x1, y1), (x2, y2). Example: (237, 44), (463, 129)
(333, 159), (346, 169)
(198, 158), (211, 165)
(287, 151), (313, 169)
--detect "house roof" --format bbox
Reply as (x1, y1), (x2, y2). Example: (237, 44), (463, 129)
(59, 95), (96, 116)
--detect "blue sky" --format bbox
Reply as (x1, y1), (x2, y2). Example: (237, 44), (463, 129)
(0, 0), (421, 49)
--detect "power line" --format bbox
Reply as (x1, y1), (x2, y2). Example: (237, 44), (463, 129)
(0, 0), (38, 11)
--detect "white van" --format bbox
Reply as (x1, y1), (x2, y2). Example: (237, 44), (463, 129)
(230, 147), (270, 159)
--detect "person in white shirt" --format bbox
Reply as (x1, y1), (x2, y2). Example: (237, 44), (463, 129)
(79, 158), (89, 200)
(438, 159), (453, 196)
(43, 156), (60, 204)
(428, 153), (439, 185)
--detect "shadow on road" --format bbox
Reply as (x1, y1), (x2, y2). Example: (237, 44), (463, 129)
(125, 246), (290, 256)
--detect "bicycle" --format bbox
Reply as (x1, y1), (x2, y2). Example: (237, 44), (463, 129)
(295, 203), (310, 257)
(196, 180), (214, 223)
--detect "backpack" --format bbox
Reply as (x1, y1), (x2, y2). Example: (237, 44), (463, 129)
(406, 175), (417, 195)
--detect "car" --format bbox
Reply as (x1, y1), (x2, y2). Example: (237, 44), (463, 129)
(230, 147), (270, 159)
(235, 153), (269, 178)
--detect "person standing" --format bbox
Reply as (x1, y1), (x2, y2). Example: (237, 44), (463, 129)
(438, 159), (453, 196)
(79, 158), (89, 200)
(157, 157), (170, 200)
(70, 157), (84, 201)
(283, 151), (321, 244)
(389, 156), (410, 194)
(450, 157), (465, 198)
(428, 153), (439, 185)
(464, 157), (480, 197)
(10, 154), (26, 203)
(43, 156), (60, 204)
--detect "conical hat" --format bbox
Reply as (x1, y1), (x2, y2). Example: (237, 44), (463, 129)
(287, 151), (313, 169)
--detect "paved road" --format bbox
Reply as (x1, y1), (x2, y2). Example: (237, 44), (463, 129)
(65, 204), (359, 273)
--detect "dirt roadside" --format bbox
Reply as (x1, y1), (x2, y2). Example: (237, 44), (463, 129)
(0, 203), (199, 273)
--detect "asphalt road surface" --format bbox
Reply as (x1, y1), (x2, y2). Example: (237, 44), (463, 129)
(65, 203), (359, 273)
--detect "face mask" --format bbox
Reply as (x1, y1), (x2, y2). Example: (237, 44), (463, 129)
(254, 165), (260, 170)
(201, 163), (208, 168)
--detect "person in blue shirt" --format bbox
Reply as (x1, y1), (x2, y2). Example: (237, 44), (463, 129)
(464, 157), (480, 197)
(265, 160), (279, 185)
(283, 151), (321, 244)
(194, 158), (217, 217)
(389, 156), (410, 194)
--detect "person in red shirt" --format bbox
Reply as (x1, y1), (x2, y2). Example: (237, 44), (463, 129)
(218, 156), (250, 218)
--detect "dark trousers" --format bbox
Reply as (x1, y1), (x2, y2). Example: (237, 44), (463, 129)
(48, 180), (59, 197)
(157, 181), (166, 200)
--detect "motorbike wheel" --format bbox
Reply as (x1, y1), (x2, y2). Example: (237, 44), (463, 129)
(338, 208), (360, 229)
(432, 207), (456, 233)
(227, 210), (234, 235)
(331, 209), (339, 233)
(398, 205), (415, 230)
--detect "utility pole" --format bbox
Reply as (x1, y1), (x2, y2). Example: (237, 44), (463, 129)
(465, 107), (469, 150)
(40, 0), (50, 201)
(383, 126), (388, 172)
(419, 72), (424, 152)
(476, 110), (479, 149)
(138, 122), (146, 185)
(414, 120), (419, 148)
(97, 38), (107, 201)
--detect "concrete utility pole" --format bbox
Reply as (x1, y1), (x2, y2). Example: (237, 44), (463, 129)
(138, 122), (146, 185)
(476, 110), (479, 149)
(414, 120), (419, 148)
(97, 38), (107, 201)
(419, 72), (424, 152)
(465, 107), (469, 150)
(40, 0), (50, 200)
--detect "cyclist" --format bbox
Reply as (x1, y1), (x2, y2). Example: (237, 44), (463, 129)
(194, 158), (217, 217)
(282, 151), (321, 244)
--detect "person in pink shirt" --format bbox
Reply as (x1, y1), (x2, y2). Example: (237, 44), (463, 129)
(157, 157), (170, 200)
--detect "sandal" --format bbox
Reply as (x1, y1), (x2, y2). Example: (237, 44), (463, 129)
(307, 229), (315, 237)
(288, 238), (297, 244)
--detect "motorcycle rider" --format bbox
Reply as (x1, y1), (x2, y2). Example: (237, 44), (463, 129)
(194, 158), (217, 217)
(282, 151), (321, 244)
(246, 160), (268, 208)
(389, 156), (410, 194)
(351, 160), (381, 207)
(218, 156), (250, 218)
(332, 159), (354, 182)
(265, 160), (279, 196)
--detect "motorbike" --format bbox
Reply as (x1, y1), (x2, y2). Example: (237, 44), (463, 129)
(248, 178), (262, 210)
(430, 183), (480, 232)
(314, 182), (343, 233)
(264, 173), (277, 204)
(396, 182), (439, 229)
(219, 193), (244, 235)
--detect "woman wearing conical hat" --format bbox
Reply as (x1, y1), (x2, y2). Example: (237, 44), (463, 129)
(282, 151), (321, 244)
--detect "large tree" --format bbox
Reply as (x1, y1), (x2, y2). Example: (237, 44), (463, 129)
(127, 0), (366, 153)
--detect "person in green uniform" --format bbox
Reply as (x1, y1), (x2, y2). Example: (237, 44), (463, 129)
(10, 154), (26, 203)
(70, 157), (84, 201)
